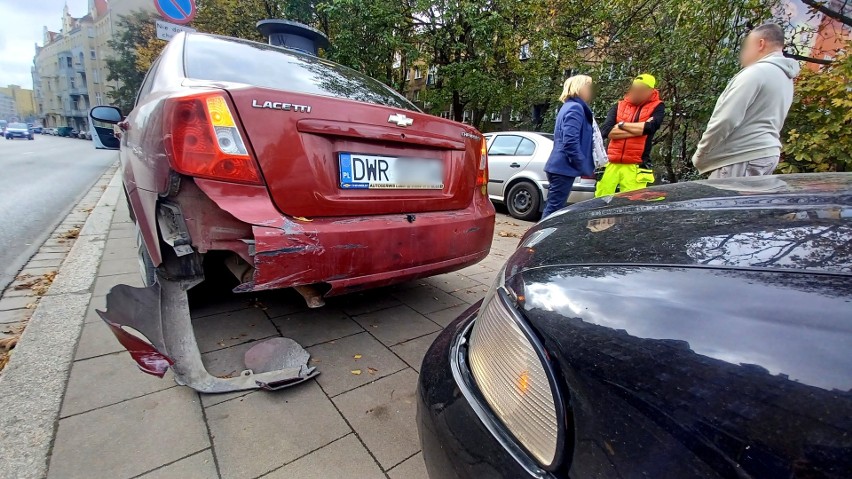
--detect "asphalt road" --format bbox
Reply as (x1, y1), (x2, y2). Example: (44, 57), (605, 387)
(0, 134), (116, 292)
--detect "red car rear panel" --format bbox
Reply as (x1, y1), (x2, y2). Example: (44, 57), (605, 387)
(226, 88), (478, 218)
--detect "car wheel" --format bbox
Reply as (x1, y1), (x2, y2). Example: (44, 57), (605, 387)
(506, 181), (541, 221)
(136, 227), (157, 287)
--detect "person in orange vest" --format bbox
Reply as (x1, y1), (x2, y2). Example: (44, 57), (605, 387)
(596, 74), (666, 196)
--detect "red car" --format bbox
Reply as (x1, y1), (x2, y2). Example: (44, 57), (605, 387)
(89, 28), (494, 393)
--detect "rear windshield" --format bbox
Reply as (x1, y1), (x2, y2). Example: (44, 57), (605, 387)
(9, 123), (27, 128)
(184, 34), (417, 111)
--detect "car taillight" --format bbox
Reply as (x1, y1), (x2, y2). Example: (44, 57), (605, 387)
(476, 136), (488, 191)
(163, 92), (262, 184)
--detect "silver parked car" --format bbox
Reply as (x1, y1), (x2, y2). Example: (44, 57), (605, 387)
(484, 132), (596, 221)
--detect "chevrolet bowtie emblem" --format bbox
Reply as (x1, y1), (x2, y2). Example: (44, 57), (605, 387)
(388, 113), (413, 127)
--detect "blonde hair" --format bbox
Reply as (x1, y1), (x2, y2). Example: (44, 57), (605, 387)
(559, 75), (592, 102)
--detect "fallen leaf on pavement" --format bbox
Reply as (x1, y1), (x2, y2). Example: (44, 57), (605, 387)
(367, 367), (378, 375)
(498, 231), (520, 238)
(353, 354), (362, 359)
(351, 369), (362, 375)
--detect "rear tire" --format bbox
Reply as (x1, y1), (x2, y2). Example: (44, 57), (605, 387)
(136, 227), (157, 287)
(506, 181), (541, 221)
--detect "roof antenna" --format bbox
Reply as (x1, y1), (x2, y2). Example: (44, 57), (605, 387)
(256, 20), (329, 56)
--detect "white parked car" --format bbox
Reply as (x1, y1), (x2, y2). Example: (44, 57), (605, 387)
(484, 131), (596, 220)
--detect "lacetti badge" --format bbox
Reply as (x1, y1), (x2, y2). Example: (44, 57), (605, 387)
(251, 100), (312, 113)
(388, 113), (413, 127)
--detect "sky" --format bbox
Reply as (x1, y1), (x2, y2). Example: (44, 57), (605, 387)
(0, 0), (89, 90)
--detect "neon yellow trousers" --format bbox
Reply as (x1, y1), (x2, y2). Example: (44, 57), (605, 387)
(595, 163), (655, 197)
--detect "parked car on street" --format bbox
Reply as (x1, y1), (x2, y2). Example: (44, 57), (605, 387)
(44, 128), (55, 135)
(5, 122), (34, 140)
(88, 27), (495, 394)
(56, 126), (73, 137)
(484, 132), (596, 220)
(418, 173), (852, 479)
(31, 125), (43, 134)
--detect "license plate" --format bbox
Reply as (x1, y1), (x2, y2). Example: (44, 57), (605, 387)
(339, 153), (444, 190)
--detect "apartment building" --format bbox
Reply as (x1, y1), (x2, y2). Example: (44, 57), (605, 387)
(0, 93), (17, 122)
(31, 0), (153, 130)
(0, 85), (36, 121)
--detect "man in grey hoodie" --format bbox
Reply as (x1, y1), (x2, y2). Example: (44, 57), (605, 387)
(693, 23), (801, 178)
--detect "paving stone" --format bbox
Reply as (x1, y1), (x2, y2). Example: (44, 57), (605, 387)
(26, 258), (64, 268)
(103, 236), (137, 253)
(92, 271), (143, 296)
(200, 340), (259, 378)
(192, 307), (278, 353)
(269, 308), (362, 347)
(15, 266), (57, 277)
(30, 252), (66, 262)
(423, 272), (481, 294)
(352, 305), (440, 347)
(206, 381), (350, 479)
(138, 449), (218, 479)
(108, 228), (137, 240)
(451, 285), (490, 305)
(189, 292), (256, 319)
(330, 288), (402, 316)
(388, 452), (428, 479)
(85, 295), (107, 323)
(74, 320), (124, 360)
(199, 388), (255, 409)
(0, 308), (29, 325)
(466, 270), (499, 286)
(254, 289), (309, 318)
(333, 369), (420, 470)
(98, 258), (138, 276)
(391, 284), (465, 315)
(264, 434), (385, 479)
(0, 296), (37, 311)
(426, 303), (475, 328)
(307, 332), (407, 397)
(100, 245), (138, 262)
(48, 387), (209, 479)
(2, 286), (37, 297)
(390, 332), (440, 372)
(60, 352), (176, 417)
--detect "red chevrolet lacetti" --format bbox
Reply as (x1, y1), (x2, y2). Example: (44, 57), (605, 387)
(88, 27), (494, 393)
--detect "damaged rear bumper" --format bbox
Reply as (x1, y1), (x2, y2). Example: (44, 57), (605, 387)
(97, 274), (318, 393)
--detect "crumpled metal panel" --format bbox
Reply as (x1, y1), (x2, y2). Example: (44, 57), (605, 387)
(97, 276), (318, 393)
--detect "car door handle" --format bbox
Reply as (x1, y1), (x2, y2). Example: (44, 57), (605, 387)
(509, 163), (521, 168)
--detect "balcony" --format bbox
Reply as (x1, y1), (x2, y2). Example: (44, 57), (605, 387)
(64, 108), (88, 118)
(68, 87), (89, 96)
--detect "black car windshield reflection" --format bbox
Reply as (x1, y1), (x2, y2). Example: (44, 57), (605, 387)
(184, 34), (418, 110)
(523, 267), (852, 391)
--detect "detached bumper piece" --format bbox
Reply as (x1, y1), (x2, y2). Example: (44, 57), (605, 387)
(97, 275), (318, 393)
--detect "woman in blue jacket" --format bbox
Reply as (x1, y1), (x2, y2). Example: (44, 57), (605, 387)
(541, 75), (595, 219)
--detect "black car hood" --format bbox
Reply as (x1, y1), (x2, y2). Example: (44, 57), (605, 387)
(515, 173), (852, 275)
(516, 264), (852, 477)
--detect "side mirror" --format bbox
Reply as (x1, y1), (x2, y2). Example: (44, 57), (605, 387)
(89, 106), (123, 150)
(90, 106), (122, 123)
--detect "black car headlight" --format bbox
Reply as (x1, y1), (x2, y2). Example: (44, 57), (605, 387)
(467, 270), (562, 468)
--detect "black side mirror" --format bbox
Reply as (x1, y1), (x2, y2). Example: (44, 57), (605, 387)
(89, 106), (123, 150)
(90, 106), (122, 124)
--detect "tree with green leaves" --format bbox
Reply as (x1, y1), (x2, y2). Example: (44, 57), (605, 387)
(781, 47), (852, 172)
(105, 10), (166, 113)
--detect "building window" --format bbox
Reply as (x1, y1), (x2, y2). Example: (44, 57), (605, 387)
(88, 27), (94, 38)
(66, 57), (72, 68)
(70, 78), (76, 89)
(93, 69), (100, 84)
(413, 89), (421, 101)
(515, 77), (524, 89)
(78, 52), (84, 65)
(440, 111), (450, 119)
(414, 67), (423, 80)
(95, 92), (103, 106)
(519, 43), (531, 60)
(462, 111), (472, 123)
(90, 50), (96, 60)
(404, 68), (410, 81)
(490, 112), (502, 123)
(426, 66), (437, 85)
(510, 110), (521, 122)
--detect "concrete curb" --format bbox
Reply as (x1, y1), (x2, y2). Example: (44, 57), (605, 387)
(0, 169), (123, 479)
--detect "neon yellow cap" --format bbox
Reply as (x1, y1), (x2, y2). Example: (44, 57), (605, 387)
(632, 73), (656, 89)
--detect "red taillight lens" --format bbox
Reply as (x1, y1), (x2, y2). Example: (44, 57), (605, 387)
(476, 136), (488, 188)
(163, 92), (262, 184)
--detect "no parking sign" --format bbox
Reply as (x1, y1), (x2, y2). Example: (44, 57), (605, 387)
(154, 0), (196, 25)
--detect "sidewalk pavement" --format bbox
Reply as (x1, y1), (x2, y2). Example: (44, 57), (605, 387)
(45, 195), (532, 479)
